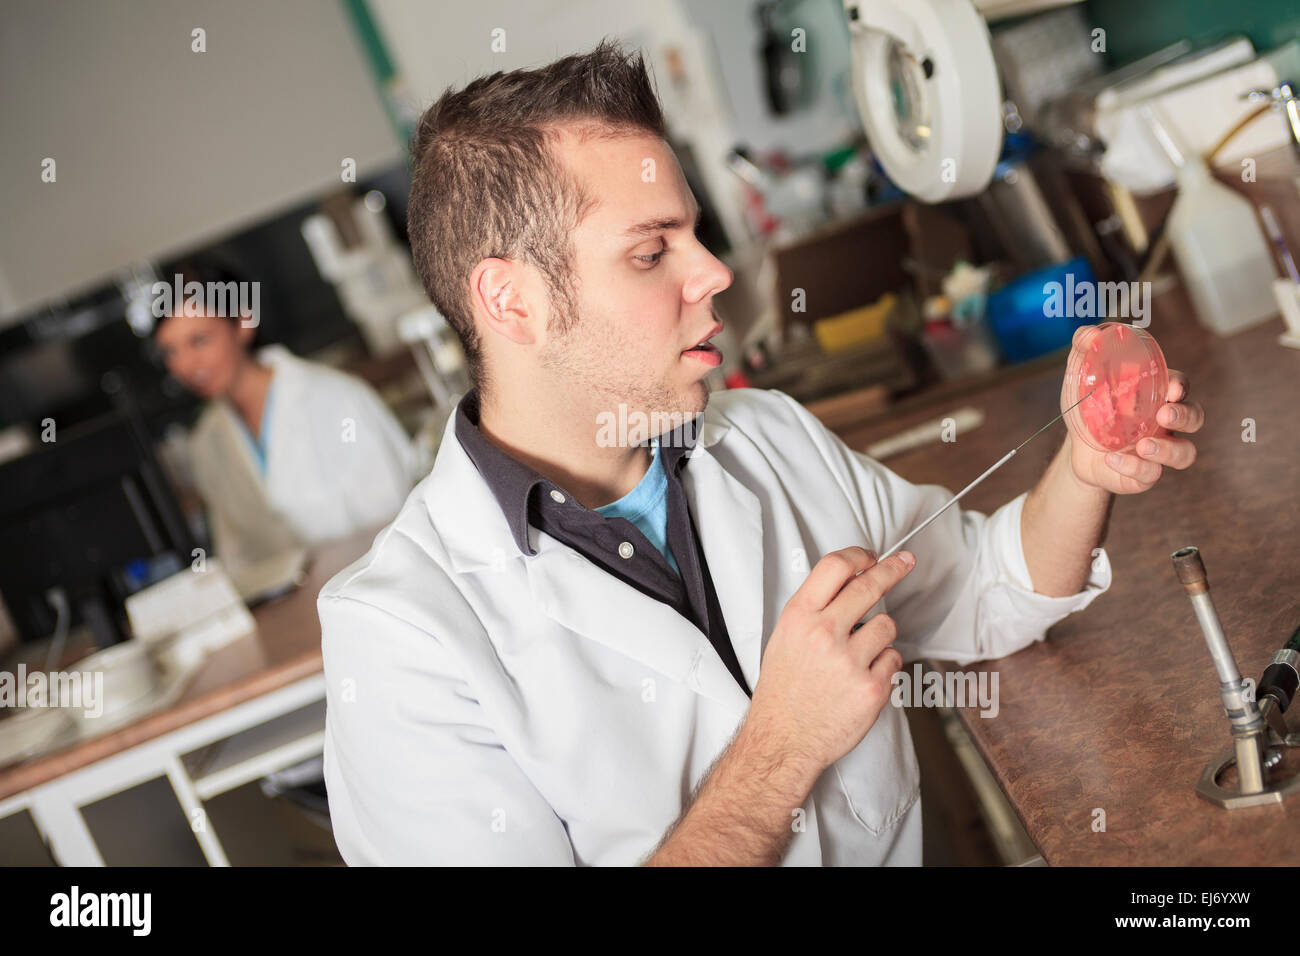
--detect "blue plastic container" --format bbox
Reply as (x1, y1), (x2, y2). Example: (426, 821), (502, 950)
(986, 256), (1097, 363)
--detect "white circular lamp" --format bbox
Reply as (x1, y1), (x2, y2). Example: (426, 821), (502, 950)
(844, 0), (1003, 202)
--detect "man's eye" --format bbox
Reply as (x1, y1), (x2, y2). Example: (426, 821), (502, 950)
(634, 241), (667, 266)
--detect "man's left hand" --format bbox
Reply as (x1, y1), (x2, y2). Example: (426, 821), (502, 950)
(1061, 327), (1205, 494)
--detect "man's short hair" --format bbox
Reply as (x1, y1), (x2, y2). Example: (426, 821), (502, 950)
(407, 39), (666, 398)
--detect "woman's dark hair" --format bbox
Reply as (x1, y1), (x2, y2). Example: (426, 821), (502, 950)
(151, 255), (260, 348)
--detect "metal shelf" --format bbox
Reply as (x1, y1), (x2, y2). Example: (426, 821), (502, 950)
(183, 700), (326, 801)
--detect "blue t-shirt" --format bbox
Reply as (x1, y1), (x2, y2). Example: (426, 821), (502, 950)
(595, 437), (680, 576)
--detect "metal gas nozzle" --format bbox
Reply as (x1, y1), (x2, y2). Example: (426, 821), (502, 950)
(1171, 546), (1267, 796)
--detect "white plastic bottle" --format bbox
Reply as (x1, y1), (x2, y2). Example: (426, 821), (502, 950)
(1145, 107), (1279, 336)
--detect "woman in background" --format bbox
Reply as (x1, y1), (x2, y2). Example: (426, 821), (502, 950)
(153, 261), (420, 573)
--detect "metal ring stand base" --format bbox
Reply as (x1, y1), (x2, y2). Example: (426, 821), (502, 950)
(1196, 731), (1300, 809)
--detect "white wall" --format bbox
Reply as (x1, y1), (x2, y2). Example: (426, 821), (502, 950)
(367, 0), (766, 251)
(0, 0), (404, 324)
(370, 0), (680, 101)
(0, 0), (865, 325)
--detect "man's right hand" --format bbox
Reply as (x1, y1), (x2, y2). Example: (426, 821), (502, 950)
(744, 546), (915, 777)
(644, 546), (914, 865)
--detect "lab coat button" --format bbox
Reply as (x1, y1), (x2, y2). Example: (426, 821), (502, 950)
(618, 541), (634, 559)
(549, 489), (566, 504)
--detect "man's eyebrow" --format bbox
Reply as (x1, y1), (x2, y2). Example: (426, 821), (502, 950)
(621, 202), (703, 239)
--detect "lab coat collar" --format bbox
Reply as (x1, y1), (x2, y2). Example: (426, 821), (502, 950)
(453, 387), (714, 557)
(452, 387), (548, 556)
(431, 392), (732, 573)
(425, 392), (756, 717)
(253, 343), (302, 375)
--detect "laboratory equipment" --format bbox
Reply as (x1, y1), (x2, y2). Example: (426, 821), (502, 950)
(866, 406), (984, 460)
(398, 306), (470, 413)
(758, 0), (813, 115)
(0, 411), (197, 648)
(875, 386), (1095, 562)
(920, 314), (999, 380)
(1171, 547), (1300, 808)
(1241, 80), (1300, 163)
(301, 191), (432, 356)
(0, 635), (205, 770)
(1093, 39), (1294, 193)
(985, 257), (1095, 363)
(66, 640), (162, 730)
(0, 706), (75, 768)
(1259, 205), (1300, 286)
(977, 155), (1073, 273)
(1063, 321), (1169, 454)
(1142, 106), (1279, 337)
(843, 0), (1003, 202)
(125, 558), (257, 666)
(1259, 204), (1300, 350)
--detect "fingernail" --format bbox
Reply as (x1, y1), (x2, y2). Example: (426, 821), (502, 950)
(898, 551), (915, 568)
(1139, 439), (1157, 455)
(1106, 454), (1121, 468)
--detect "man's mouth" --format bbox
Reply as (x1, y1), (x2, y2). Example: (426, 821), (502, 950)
(682, 324), (723, 366)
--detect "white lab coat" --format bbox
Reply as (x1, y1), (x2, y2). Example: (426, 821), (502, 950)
(188, 345), (420, 572)
(318, 386), (1111, 866)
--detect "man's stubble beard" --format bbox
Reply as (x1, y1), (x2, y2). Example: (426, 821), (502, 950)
(538, 289), (710, 427)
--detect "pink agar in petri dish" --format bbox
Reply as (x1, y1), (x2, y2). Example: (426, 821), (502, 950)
(1064, 322), (1169, 453)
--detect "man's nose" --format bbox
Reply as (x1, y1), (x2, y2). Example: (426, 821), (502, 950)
(685, 251), (734, 303)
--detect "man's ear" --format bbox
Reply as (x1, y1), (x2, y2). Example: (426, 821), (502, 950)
(235, 321), (257, 348)
(471, 258), (538, 345)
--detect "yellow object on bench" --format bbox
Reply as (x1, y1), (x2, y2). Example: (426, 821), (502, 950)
(812, 293), (896, 354)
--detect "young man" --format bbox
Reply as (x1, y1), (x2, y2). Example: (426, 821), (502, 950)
(317, 40), (1203, 865)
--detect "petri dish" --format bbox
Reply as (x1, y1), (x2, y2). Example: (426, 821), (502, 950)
(1063, 322), (1169, 453)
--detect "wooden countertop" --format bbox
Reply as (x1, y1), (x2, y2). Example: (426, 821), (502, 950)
(834, 289), (1300, 865)
(0, 529), (378, 802)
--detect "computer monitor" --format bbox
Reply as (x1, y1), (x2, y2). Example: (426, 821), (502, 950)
(0, 410), (197, 648)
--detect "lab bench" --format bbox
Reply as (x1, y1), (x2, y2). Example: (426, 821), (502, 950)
(0, 531), (376, 866)
(825, 286), (1300, 864)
